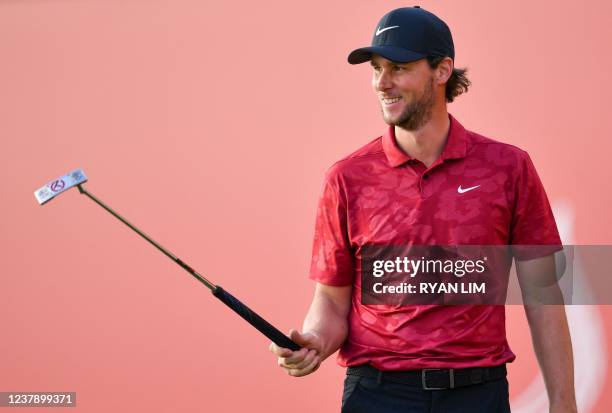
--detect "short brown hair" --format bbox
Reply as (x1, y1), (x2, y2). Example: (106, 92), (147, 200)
(427, 56), (471, 103)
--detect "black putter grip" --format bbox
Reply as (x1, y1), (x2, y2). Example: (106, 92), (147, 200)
(212, 286), (301, 351)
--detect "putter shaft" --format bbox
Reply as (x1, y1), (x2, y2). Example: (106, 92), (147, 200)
(73, 183), (300, 351)
(76, 184), (216, 291)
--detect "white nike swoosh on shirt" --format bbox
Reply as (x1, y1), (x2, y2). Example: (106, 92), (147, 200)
(376, 26), (400, 36)
(457, 185), (480, 194)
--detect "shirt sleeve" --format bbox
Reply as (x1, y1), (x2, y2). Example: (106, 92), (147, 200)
(510, 150), (563, 261)
(308, 168), (354, 285)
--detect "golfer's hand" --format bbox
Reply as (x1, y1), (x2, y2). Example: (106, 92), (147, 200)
(269, 329), (323, 377)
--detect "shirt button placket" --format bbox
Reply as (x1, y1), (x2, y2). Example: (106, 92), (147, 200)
(420, 172), (430, 194)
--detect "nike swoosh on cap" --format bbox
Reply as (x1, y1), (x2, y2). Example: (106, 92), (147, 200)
(457, 185), (480, 194)
(376, 26), (400, 36)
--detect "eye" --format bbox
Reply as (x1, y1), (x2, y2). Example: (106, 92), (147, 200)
(393, 65), (404, 72)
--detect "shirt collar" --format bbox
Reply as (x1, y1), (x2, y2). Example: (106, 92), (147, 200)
(382, 114), (469, 168)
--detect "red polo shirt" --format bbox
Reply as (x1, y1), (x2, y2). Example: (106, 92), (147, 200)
(309, 114), (561, 370)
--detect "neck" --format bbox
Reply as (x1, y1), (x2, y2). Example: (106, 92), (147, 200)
(394, 109), (451, 168)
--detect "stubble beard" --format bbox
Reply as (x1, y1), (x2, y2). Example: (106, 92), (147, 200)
(382, 76), (436, 131)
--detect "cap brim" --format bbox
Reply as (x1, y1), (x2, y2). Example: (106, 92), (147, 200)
(347, 46), (427, 65)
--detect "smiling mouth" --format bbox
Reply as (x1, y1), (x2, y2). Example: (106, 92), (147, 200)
(382, 97), (402, 105)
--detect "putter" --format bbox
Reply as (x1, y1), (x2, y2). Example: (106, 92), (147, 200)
(35, 168), (301, 351)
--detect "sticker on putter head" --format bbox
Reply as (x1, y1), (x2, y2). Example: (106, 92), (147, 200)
(34, 168), (88, 205)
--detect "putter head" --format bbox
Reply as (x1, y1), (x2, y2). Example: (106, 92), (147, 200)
(35, 168), (88, 205)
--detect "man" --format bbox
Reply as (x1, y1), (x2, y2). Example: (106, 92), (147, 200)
(269, 6), (577, 413)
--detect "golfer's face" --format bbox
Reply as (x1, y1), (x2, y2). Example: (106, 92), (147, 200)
(371, 55), (432, 124)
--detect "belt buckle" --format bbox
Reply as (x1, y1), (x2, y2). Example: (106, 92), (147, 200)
(421, 368), (455, 390)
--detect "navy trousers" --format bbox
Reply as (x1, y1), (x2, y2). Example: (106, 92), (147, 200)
(341, 373), (511, 413)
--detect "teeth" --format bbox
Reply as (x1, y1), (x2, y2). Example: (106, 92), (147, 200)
(383, 97), (401, 104)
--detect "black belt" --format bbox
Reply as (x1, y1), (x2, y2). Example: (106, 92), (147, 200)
(347, 363), (507, 390)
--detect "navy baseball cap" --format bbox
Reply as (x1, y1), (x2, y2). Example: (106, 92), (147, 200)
(348, 6), (455, 64)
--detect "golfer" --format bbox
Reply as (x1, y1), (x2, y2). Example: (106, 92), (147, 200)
(269, 6), (577, 413)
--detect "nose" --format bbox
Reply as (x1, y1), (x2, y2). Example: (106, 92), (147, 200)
(373, 68), (392, 92)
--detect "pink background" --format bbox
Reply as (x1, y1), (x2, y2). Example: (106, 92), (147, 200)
(1, 0), (611, 411)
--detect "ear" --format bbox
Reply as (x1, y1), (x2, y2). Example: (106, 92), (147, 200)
(435, 57), (454, 85)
